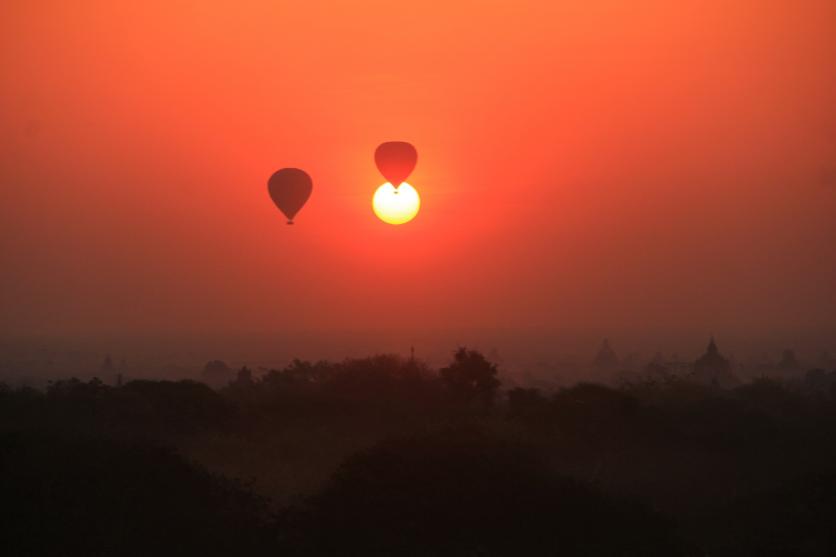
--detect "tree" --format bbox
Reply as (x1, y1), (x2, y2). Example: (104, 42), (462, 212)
(285, 430), (695, 556)
(0, 434), (274, 557)
(439, 348), (500, 408)
(233, 366), (254, 387)
(202, 360), (232, 389)
(506, 387), (549, 421)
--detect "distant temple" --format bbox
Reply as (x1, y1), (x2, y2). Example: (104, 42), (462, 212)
(777, 349), (800, 371)
(593, 338), (619, 371)
(100, 354), (114, 373)
(692, 337), (738, 388)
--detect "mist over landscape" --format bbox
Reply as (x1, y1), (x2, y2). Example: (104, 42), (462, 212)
(2, 328), (834, 386)
(3, 1), (836, 556)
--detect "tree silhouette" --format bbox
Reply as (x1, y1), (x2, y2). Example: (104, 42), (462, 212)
(284, 430), (695, 556)
(439, 347), (500, 408)
(202, 360), (232, 388)
(0, 434), (274, 557)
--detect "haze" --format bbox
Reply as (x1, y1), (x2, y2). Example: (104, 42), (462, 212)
(2, 1), (835, 358)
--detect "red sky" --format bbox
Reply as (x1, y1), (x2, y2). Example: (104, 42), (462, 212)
(1, 1), (835, 344)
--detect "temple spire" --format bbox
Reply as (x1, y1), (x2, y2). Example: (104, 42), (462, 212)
(707, 336), (718, 355)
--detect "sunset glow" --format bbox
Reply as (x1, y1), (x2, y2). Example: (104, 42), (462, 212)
(0, 1), (834, 337)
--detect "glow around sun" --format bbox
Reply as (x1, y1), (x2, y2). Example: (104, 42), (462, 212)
(372, 182), (420, 225)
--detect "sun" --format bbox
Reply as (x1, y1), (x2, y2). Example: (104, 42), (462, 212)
(372, 182), (420, 225)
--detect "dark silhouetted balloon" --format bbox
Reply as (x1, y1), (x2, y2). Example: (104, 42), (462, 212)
(374, 141), (417, 187)
(268, 168), (312, 224)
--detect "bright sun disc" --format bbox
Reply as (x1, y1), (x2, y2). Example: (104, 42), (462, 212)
(372, 182), (420, 225)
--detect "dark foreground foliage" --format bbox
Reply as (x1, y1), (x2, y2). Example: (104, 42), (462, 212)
(2, 351), (836, 555)
(0, 433), (274, 557)
(704, 472), (836, 556)
(282, 429), (696, 556)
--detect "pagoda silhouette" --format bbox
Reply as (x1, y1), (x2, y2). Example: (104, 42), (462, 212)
(777, 349), (800, 371)
(692, 337), (738, 388)
(593, 338), (619, 371)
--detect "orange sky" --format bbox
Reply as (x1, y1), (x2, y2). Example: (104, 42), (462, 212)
(1, 1), (835, 342)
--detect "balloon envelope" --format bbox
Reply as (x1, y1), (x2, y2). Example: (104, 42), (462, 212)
(267, 168), (312, 224)
(374, 141), (417, 187)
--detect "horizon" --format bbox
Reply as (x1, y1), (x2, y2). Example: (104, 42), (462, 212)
(3, 327), (832, 386)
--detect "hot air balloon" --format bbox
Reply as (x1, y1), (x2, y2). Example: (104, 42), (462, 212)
(374, 141), (417, 187)
(267, 168), (312, 224)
